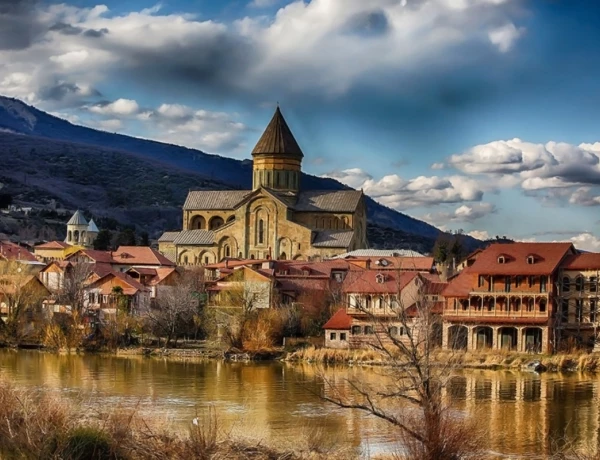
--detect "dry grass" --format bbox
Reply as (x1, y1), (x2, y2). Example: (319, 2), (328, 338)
(0, 380), (349, 459)
(285, 346), (600, 372)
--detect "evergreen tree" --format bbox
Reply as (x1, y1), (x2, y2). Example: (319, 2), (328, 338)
(140, 231), (150, 247)
(115, 228), (137, 247)
(94, 230), (112, 250)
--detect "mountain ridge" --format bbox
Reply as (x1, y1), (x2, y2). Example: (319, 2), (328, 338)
(0, 96), (476, 251)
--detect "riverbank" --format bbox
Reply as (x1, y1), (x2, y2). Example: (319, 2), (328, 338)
(284, 346), (600, 372)
(0, 379), (351, 460)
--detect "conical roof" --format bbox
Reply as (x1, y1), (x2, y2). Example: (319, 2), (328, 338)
(67, 210), (88, 226)
(87, 219), (99, 233)
(251, 106), (304, 158)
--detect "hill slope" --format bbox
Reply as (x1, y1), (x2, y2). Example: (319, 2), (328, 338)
(0, 96), (477, 252)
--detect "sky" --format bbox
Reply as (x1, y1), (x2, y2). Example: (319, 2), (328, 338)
(1, 0), (600, 250)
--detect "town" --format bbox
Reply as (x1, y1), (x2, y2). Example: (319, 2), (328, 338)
(1, 108), (598, 358)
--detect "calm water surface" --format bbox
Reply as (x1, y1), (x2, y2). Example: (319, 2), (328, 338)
(0, 350), (598, 459)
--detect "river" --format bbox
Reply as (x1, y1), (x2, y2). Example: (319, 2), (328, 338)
(0, 350), (598, 459)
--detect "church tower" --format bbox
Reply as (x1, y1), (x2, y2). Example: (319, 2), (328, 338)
(252, 106), (303, 193)
(65, 210), (89, 247)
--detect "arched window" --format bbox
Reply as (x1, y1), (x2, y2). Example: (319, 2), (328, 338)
(225, 245), (230, 258)
(183, 255), (189, 265)
(280, 252), (287, 260)
(190, 215), (206, 230)
(68, 230), (72, 242)
(209, 216), (224, 230)
(562, 276), (571, 292)
(73, 230), (79, 243)
(258, 219), (265, 245)
(575, 276), (584, 292)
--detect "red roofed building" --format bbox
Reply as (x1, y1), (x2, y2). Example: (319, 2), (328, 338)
(323, 309), (352, 348)
(557, 253), (600, 349)
(0, 241), (39, 264)
(442, 242), (576, 354)
(323, 270), (446, 349)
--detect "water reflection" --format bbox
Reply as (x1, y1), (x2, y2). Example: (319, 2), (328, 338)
(1, 350), (599, 458)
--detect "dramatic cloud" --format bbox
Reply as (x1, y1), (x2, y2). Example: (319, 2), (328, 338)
(423, 202), (497, 225)
(322, 168), (485, 210)
(89, 98), (140, 116)
(0, 0), (44, 50)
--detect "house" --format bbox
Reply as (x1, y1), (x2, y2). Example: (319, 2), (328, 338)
(84, 271), (150, 316)
(0, 241), (41, 265)
(110, 246), (175, 271)
(34, 241), (75, 263)
(125, 266), (180, 300)
(207, 266), (273, 310)
(344, 256), (436, 273)
(0, 275), (51, 320)
(323, 270), (446, 349)
(442, 242), (576, 354)
(557, 252), (600, 349)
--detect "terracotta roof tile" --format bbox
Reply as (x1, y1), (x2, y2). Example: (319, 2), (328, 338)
(0, 241), (38, 262)
(112, 246), (175, 266)
(562, 253), (600, 270)
(323, 309), (353, 330)
(35, 241), (71, 249)
(342, 271), (418, 294)
(469, 242), (574, 276)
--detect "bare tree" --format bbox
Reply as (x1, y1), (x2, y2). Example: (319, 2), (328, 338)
(56, 262), (93, 321)
(0, 261), (48, 340)
(320, 271), (483, 459)
(145, 268), (205, 348)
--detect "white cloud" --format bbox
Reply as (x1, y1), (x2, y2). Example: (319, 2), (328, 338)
(467, 229), (490, 240)
(448, 139), (600, 201)
(322, 168), (486, 210)
(96, 118), (123, 131)
(488, 23), (524, 53)
(422, 202), (496, 225)
(569, 187), (600, 206)
(570, 233), (600, 252)
(89, 98), (140, 116)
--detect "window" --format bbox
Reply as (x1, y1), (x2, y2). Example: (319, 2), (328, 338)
(575, 276), (584, 292)
(258, 219), (265, 245)
(539, 299), (547, 313)
(102, 295), (108, 304)
(365, 295), (372, 309)
(340, 332), (347, 341)
(591, 300), (597, 323)
(498, 256), (506, 264)
(591, 277), (598, 293)
(562, 276), (571, 292)
(505, 276), (511, 292)
(561, 300), (569, 321)
(364, 326), (374, 335)
(351, 326), (362, 335)
(540, 276), (547, 293)
(514, 298), (520, 312)
(204, 256), (209, 264)
(515, 276), (522, 288)
(527, 256), (535, 265)
(399, 326), (408, 336)
(330, 332), (336, 341)
(576, 300), (583, 322)
(378, 297), (384, 309)
(528, 276), (534, 288)
(388, 326), (398, 336)
(183, 255), (188, 265)
(527, 298), (534, 312)
(390, 295), (398, 308)
(478, 275), (484, 288)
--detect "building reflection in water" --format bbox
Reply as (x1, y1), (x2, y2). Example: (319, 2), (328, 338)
(0, 351), (599, 457)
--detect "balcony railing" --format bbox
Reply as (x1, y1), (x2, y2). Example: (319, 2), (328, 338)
(469, 290), (550, 296)
(445, 308), (548, 318)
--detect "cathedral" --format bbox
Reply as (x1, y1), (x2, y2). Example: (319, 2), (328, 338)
(158, 107), (367, 265)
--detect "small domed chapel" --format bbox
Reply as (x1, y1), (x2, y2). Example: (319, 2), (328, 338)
(159, 107), (368, 265)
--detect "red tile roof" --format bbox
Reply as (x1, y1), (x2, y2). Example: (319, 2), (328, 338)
(112, 246), (175, 266)
(0, 241), (38, 262)
(342, 271), (418, 294)
(35, 241), (71, 249)
(468, 242), (574, 276)
(67, 249), (114, 264)
(349, 256), (435, 272)
(562, 253), (600, 270)
(323, 309), (353, 330)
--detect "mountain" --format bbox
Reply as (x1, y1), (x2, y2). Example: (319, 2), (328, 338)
(0, 96), (477, 252)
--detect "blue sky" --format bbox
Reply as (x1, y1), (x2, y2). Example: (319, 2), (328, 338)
(1, 0), (600, 250)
